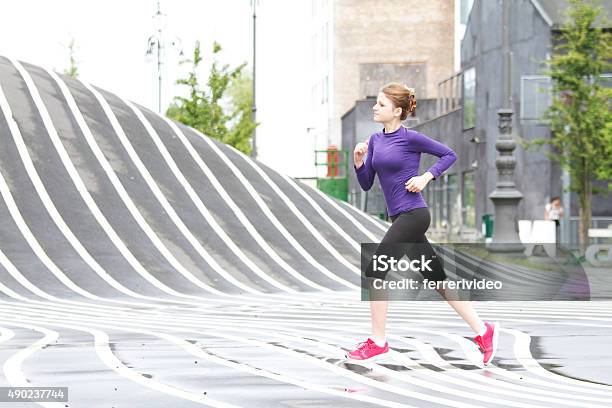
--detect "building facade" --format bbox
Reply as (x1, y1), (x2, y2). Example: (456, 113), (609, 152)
(344, 0), (612, 247)
(310, 0), (457, 179)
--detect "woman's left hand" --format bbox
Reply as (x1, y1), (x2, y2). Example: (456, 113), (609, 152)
(405, 173), (432, 193)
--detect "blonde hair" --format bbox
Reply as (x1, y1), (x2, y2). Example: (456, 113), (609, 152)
(380, 82), (417, 120)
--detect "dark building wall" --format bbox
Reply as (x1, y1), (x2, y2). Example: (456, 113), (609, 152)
(410, 109), (469, 234)
(459, 0), (564, 224)
(412, 109), (466, 184)
(414, 98), (438, 124)
(359, 63), (427, 100)
(510, 0), (565, 220)
(457, 0), (611, 234)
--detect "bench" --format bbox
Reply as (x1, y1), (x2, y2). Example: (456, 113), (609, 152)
(588, 226), (612, 238)
(587, 226), (612, 267)
(518, 220), (556, 257)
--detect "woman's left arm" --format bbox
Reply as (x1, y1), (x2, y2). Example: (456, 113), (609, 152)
(405, 130), (457, 193)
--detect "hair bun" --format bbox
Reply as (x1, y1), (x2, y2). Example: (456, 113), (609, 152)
(380, 82), (417, 119)
(406, 88), (417, 113)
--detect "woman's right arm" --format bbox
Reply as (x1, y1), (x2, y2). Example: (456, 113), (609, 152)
(354, 137), (376, 191)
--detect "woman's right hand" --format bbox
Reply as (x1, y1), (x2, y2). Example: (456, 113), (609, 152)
(354, 139), (369, 167)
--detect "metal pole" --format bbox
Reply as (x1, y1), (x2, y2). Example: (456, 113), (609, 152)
(145, 1), (182, 114)
(156, 0), (162, 113)
(157, 33), (162, 113)
(251, 0), (258, 158)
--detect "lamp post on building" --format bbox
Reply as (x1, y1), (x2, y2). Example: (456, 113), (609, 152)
(487, 0), (524, 253)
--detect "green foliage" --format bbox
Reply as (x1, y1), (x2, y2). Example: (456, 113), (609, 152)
(225, 70), (258, 154)
(63, 37), (79, 78)
(165, 41), (257, 155)
(518, 0), (611, 195)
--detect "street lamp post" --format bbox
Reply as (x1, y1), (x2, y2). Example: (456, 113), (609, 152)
(145, 0), (183, 114)
(487, 0), (524, 253)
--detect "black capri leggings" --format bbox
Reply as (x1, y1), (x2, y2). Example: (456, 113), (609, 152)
(364, 207), (447, 282)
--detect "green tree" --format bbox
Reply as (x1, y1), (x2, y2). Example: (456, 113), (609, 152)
(224, 70), (258, 154)
(63, 37), (79, 78)
(518, 0), (611, 255)
(166, 41), (257, 155)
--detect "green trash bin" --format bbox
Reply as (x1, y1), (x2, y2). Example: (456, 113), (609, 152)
(482, 214), (494, 238)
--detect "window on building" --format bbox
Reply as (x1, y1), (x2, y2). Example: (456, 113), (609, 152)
(520, 75), (552, 123)
(463, 67), (476, 130)
(447, 174), (460, 233)
(424, 186), (436, 228)
(597, 73), (612, 88)
(435, 175), (448, 229)
(432, 179), (441, 229)
(521, 74), (611, 124)
(462, 171), (476, 229)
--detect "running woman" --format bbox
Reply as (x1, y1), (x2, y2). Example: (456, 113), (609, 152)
(346, 82), (499, 365)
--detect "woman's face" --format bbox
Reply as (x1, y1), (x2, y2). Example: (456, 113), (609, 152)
(373, 92), (400, 123)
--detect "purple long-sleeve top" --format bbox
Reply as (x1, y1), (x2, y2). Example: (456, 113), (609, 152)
(354, 126), (457, 217)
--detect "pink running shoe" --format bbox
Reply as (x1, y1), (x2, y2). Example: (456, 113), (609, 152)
(474, 322), (500, 366)
(345, 338), (389, 361)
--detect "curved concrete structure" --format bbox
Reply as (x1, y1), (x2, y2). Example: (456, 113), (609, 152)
(0, 56), (395, 303)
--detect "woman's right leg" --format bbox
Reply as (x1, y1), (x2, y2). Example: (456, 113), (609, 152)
(366, 209), (432, 339)
(370, 299), (388, 340)
(346, 212), (415, 359)
(348, 208), (443, 360)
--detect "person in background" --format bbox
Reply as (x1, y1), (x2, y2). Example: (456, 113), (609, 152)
(544, 196), (564, 242)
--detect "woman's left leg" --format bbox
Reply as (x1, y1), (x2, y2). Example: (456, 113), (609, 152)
(418, 237), (486, 334)
(418, 232), (486, 334)
(415, 215), (500, 365)
(435, 287), (485, 334)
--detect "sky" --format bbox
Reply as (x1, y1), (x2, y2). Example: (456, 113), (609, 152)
(0, 0), (253, 111)
(0, 0), (314, 177)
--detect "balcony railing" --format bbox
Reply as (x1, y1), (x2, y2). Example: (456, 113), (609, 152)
(436, 71), (463, 117)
